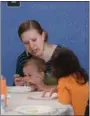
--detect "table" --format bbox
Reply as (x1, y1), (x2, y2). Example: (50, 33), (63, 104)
(2, 86), (74, 115)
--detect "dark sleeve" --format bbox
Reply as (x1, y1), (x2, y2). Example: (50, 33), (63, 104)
(13, 58), (24, 86)
(15, 58), (24, 77)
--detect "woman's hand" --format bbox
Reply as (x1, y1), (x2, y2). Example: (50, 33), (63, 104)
(14, 74), (24, 86)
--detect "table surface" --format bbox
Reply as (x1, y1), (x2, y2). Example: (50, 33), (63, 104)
(2, 86), (74, 115)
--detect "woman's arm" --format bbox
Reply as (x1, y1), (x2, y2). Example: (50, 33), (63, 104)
(13, 51), (32, 86)
(13, 58), (24, 86)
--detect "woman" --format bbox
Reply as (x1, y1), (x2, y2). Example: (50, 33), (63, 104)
(14, 20), (62, 87)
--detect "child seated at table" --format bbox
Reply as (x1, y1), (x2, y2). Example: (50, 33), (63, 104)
(49, 47), (89, 115)
(23, 56), (54, 91)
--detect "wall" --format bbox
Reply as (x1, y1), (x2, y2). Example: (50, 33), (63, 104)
(1, 1), (89, 85)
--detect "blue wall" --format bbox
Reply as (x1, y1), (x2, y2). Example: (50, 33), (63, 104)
(1, 1), (89, 85)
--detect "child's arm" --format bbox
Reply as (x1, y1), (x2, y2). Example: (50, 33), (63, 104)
(57, 78), (71, 104)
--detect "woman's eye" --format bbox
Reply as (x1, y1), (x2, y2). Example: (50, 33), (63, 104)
(23, 41), (29, 44)
(32, 39), (36, 42)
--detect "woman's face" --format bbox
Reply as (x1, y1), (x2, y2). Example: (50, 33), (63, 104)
(21, 29), (45, 57)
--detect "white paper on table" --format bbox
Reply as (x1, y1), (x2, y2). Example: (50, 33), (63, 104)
(7, 86), (31, 93)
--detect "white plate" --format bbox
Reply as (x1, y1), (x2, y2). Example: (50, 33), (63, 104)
(28, 92), (57, 100)
(7, 86), (31, 93)
(15, 105), (57, 115)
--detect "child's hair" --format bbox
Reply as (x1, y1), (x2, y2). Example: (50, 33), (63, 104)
(23, 56), (46, 72)
(51, 47), (88, 84)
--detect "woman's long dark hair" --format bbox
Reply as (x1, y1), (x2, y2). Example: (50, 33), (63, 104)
(51, 47), (88, 84)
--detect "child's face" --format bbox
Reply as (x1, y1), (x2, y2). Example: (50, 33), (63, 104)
(23, 63), (44, 84)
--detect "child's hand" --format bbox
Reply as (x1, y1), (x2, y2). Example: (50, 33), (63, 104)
(42, 87), (57, 97)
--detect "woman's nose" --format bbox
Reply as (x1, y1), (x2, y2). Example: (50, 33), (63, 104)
(28, 41), (34, 49)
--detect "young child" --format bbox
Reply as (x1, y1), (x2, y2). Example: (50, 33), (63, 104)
(22, 56), (53, 91)
(44, 47), (89, 115)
